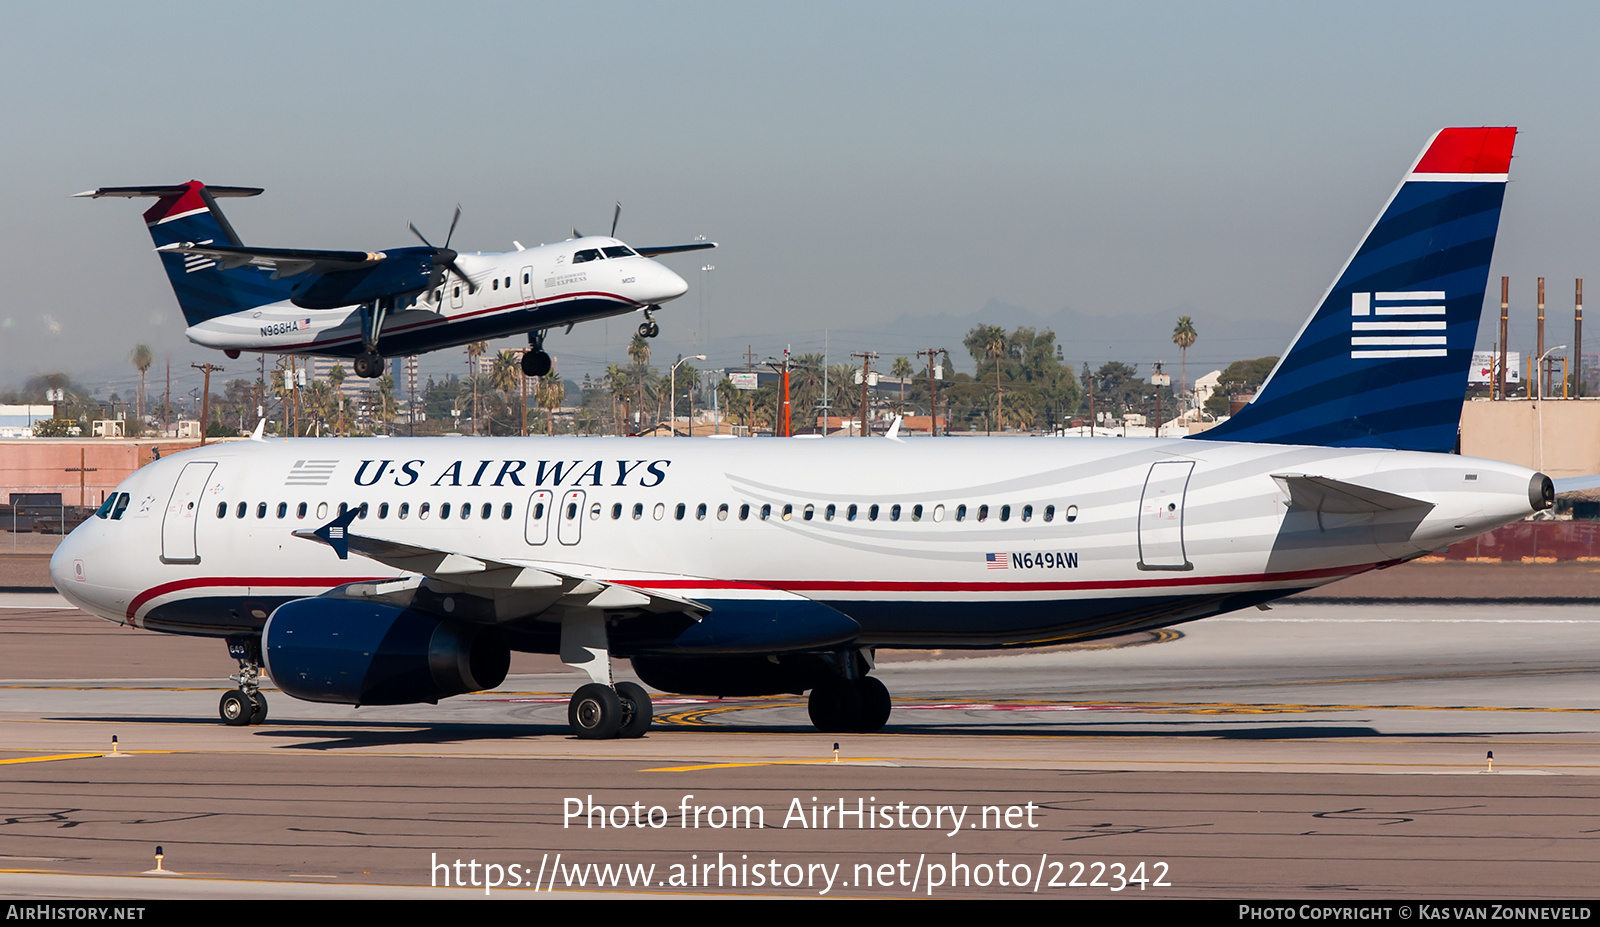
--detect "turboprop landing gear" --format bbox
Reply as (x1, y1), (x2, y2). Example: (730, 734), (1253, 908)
(637, 305), (660, 339)
(353, 298), (392, 379)
(522, 330), (553, 377)
(221, 636), (268, 726)
(560, 613), (652, 739)
(806, 651), (891, 733)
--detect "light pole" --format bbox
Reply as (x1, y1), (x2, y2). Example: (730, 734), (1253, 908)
(1536, 345), (1566, 474)
(670, 354), (705, 436)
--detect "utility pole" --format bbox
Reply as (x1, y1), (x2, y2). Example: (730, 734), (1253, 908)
(1497, 277), (1509, 400)
(163, 358), (171, 438)
(192, 363), (224, 445)
(852, 351), (878, 437)
(64, 449), (97, 509)
(1538, 277), (1546, 399)
(1151, 361), (1170, 438)
(916, 348), (947, 436)
(1576, 279), (1584, 399)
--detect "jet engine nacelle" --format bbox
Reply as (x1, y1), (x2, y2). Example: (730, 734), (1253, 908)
(263, 598), (509, 706)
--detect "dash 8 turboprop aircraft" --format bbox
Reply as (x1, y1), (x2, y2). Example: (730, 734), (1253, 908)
(77, 184), (713, 379)
(54, 127), (1558, 739)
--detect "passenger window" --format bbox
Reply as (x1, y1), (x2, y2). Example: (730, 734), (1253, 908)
(534, 502), (545, 519)
(739, 503), (750, 520)
(419, 502), (431, 519)
(847, 504), (858, 521)
(461, 502), (471, 520)
(782, 504), (793, 521)
(277, 502), (288, 519)
(503, 503), (514, 519)
(589, 503), (602, 520)
(338, 502), (348, 517)
(378, 502), (388, 519)
(358, 502), (369, 519)
(675, 503), (686, 520)
(826, 504), (836, 521)
(492, 278), (499, 290)
(256, 502), (267, 519)
(400, 502), (410, 519)
(217, 502), (227, 518)
(761, 504), (772, 520)
(912, 504), (923, 522)
(868, 504), (879, 521)
(653, 503), (665, 520)
(482, 503), (492, 519)
(696, 503), (707, 520)
(612, 503), (623, 519)
(717, 503), (729, 521)
(890, 504), (901, 522)
(297, 502), (308, 519)
(1000, 504), (1010, 522)
(933, 504), (945, 522)
(1066, 505), (1079, 523)
(956, 504), (967, 522)
(803, 504), (814, 521)
(237, 502), (247, 518)
(1043, 504), (1055, 523)
(633, 503), (644, 520)
(441, 502), (452, 519)
(566, 502), (578, 520)
(1021, 504), (1033, 522)
(523, 273), (530, 284)
(977, 504), (989, 522)
(316, 502), (329, 519)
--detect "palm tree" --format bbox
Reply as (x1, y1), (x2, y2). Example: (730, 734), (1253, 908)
(891, 356), (913, 416)
(1172, 316), (1198, 408)
(327, 363), (347, 435)
(465, 341), (489, 434)
(130, 344), (153, 434)
(627, 333), (651, 431)
(985, 328), (1008, 433)
(534, 375), (566, 436)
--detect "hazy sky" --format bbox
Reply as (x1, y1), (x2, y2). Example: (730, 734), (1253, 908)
(3, 1), (1596, 400)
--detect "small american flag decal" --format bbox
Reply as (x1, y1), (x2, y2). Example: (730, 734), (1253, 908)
(985, 553), (1009, 570)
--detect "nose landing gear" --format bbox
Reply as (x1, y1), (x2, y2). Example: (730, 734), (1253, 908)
(221, 636), (269, 726)
(637, 305), (660, 339)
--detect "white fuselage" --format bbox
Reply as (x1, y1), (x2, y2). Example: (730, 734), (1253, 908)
(183, 237), (689, 357)
(51, 435), (1541, 649)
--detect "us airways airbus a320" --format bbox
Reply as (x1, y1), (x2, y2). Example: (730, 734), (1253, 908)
(53, 127), (1558, 739)
(77, 184), (713, 379)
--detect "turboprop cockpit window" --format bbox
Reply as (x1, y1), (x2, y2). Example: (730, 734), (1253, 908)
(572, 249), (603, 264)
(602, 246), (636, 259)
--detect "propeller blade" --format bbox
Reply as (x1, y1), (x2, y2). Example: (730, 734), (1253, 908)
(610, 201), (621, 238)
(408, 222), (434, 249)
(444, 204), (461, 250)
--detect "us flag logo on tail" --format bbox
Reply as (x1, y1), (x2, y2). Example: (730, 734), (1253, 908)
(1350, 291), (1447, 359)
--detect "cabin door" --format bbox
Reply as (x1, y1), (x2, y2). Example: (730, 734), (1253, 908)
(1138, 460), (1194, 571)
(160, 462), (215, 564)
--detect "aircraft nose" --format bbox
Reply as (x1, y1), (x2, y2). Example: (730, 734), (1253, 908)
(650, 262), (689, 302)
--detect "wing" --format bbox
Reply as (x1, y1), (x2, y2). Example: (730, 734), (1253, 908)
(156, 241), (385, 278)
(292, 509), (707, 618)
(633, 241), (717, 257)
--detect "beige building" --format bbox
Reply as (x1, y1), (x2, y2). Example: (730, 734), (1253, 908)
(1459, 399), (1600, 480)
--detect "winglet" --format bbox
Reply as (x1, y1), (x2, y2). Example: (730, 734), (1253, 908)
(250, 419), (266, 442)
(885, 415), (903, 441)
(292, 506), (361, 560)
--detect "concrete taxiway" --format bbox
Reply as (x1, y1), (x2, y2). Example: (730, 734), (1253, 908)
(1, 592), (1597, 899)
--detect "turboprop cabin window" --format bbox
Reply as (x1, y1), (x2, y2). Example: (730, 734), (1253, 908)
(573, 249), (603, 264)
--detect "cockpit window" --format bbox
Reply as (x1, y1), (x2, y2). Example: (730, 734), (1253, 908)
(111, 493), (129, 520)
(602, 246), (636, 259)
(572, 249), (603, 264)
(95, 496), (116, 519)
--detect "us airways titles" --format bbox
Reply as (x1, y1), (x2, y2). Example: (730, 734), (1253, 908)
(342, 458), (673, 490)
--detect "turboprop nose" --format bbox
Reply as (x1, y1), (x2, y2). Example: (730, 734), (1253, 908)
(647, 261), (689, 302)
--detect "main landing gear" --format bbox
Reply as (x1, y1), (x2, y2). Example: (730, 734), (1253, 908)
(522, 330), (553, 378)
(220, 636), (268, 726)
(637, 305), (660, 339)
(352, 298), (393, 379)
(806, 652), (891, 733)
(560, 613), (652, 739)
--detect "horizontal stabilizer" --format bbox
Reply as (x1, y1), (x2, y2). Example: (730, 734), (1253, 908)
(74, 184), (263, 199)
(1553, 474), (1600, 494)
(1272, 474), (1434, 514)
